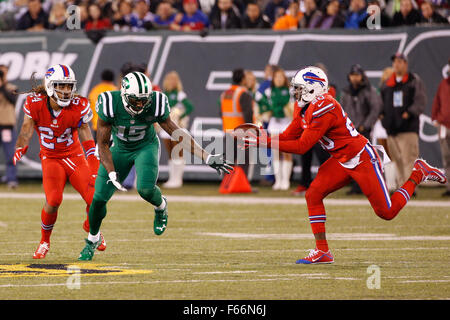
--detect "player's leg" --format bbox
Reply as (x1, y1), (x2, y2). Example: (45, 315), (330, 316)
(350, 144), (427, 221)
(35, 158), (67, 259)
(78, 148), (134, 260)
(297, 157), (352, 264)
(134, 140), (168, 236)
(67, 155), (106, 251)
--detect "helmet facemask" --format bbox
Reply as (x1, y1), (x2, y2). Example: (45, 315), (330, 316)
(51, 81), (76, 107)
(122, 93), (151, 115)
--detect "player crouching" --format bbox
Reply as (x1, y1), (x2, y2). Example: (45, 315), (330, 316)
(13, 64), (106, 259)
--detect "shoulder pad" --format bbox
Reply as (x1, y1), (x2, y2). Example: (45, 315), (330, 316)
(310, 95), (336, 119)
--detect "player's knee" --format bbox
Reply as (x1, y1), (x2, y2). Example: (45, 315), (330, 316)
(305, 187), (325, 204)
(46, 192), (63, 208)
(374, 207), (395, 221)
(137, 186), (157, 201)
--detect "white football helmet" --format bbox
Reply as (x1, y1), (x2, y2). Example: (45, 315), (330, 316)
(290, 66), (328, 104)
(120, 71), (153, 116)
(44, 64), (77, 107)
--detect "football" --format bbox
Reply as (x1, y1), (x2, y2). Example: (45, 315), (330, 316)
(230, 123), (261, 140)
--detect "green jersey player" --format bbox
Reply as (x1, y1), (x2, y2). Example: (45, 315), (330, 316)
(78, 71), (232, 261)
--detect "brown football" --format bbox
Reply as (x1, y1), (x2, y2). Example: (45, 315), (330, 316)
(230, 123), (261, 140)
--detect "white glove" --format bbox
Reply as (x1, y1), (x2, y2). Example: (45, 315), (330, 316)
(107, 171), (127, 192)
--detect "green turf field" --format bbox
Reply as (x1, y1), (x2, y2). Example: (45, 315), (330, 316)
(0, 182), (449, 300)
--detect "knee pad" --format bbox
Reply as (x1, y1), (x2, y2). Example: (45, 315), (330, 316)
(46, 191), (63, 208)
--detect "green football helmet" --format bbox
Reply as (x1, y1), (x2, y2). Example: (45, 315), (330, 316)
(120, 71), (153, 116)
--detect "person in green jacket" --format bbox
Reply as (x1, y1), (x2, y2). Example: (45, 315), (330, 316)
(160, 71), (195, 188)
(257, 68), (293, 190)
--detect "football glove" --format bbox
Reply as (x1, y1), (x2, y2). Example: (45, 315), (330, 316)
(13, 146), (28, 165)
(107, 171), (127, 192)
(206, 154), (233, 176)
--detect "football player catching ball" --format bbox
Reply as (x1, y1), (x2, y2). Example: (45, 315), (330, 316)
(243, 66), (447, 264)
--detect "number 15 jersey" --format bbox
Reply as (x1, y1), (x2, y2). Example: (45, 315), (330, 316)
(23, 93), (93, 159)
(96, 90), (170, 151)
(273, 93), (368, 164)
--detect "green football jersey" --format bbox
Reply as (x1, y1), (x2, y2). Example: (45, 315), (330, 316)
(95, 90), (170, 150)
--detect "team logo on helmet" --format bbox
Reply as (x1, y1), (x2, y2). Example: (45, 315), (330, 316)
(302, 72), (326, 87)
(45, 68), (55, 79)
(122, 77), (130, 89)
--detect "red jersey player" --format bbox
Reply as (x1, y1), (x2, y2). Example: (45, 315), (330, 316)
(244, 66), (447, 264)
(13, 64), (106, 259)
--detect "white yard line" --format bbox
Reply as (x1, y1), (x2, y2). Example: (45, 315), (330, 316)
(0, 193), (449, 207)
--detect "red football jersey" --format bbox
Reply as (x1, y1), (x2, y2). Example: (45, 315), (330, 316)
(23, 93), (92, 159)
(273, 93), (368, 163)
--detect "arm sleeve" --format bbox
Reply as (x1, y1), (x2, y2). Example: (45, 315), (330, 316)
(271, 113), (335, 155)
(156, 93), (171, 123)
(95, 93), (113, 123)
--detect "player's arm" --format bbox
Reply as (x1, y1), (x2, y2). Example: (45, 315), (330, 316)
(13, 115), (35, 165)
(159, 117), (233, 175)
(272, 113), (335, 155)
(78, 122), (99, 175)
(97, 118), (126, 191)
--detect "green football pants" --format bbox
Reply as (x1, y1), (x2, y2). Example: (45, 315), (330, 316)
(88, 141), (162, 235)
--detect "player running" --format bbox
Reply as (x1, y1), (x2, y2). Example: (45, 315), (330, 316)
(78, 71), (233, 261)
(13, 64), (106, 259)
(243, 66), (447, 264)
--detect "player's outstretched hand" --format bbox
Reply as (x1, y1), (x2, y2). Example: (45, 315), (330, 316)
(206, 154), (234, 176)
(13, 146), (28, 165)
(241, 128), (268, 149)
(107, 171), (127, 192)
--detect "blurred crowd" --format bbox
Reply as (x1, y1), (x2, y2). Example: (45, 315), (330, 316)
(0, 0), (448, 32)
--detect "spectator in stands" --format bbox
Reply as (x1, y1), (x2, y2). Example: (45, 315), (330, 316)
(16, 0), (49, 31)
(310, 0), (346, 29)
(241, 1), (271, 28)
(171, 0), (209, 31)
(359, 0), (392, 29)
(264, 0), (290, 25)
(85, 3), (112, 30)
(129, 0), (154, 31)
(431, 59), (450, 197)
(88, 69), (118, 141)
(344, 0), (368, 29)
(198, 0), (216, 15)
(341, 64), (383, 194)
(380, 53), (427, 191)
(153, 1), (177, 28)
(48, 1), (67, 30)
(112, 0), (134, 31)
(392, 0), (421, 26)
(209, 0), (242, 29)
(419, 0), (448, 24)
(97, 0), (115, 20)
(272, 0), (303, 30)
(299, 0), (321, 28)
(0, 64), (18, 189)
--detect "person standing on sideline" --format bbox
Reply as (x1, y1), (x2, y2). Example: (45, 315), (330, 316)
(160, 71), (194, 189)
(0, 64), (18, 189)
(380, 53), (427, 191)
(431, 59), (450, 197)
(88, 69), (118, 141)
(220, 69), (253, 180)
(257, 67), (293, 190)
(341, 64), (383, 194)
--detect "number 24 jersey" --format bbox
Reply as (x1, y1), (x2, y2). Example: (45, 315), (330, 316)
(23, 93), (93, 159)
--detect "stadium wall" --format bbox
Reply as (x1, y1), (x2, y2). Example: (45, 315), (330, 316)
(0, 26), (449, 181)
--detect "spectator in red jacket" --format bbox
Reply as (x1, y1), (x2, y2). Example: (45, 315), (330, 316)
(85, 3), (112, 31)
(431, 59), (450, 196)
